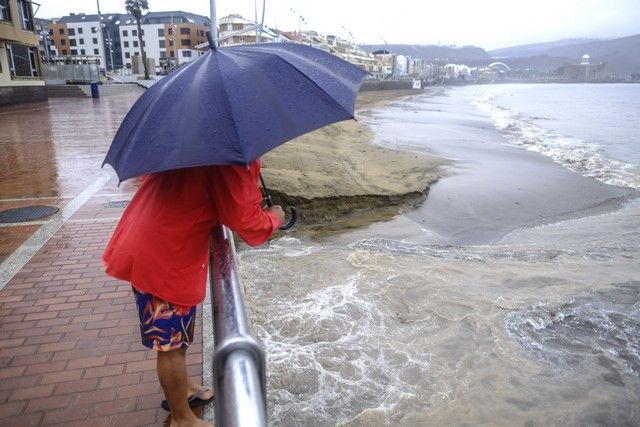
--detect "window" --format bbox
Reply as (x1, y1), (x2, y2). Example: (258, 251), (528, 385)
(69, 39), (76, 46)
(226, 23), (232, 31)
(62, 49), (67, 55)
(68, 28), (75, 36)
(142, 41), (145, 47)
(140, 29), (144, 35)
(182, 51), (192, 57)
(94, 49), (99, 55)
(180, 27), (190, 35)
(169, 40), (173, 47)
(170, 51), (174, 58)
(7, 43), (39, 77)
(122, 30), (128, 36)
(79, 39), (84, 45)
(18, 0), (34, 30)
(160, 51), (166, 59)
(80, 49), (85, 55)
(71, 49), (77, 55)
(159, 40), (165, 48)
(92, 38), (98, 44)
(123, 41), (129, 48)
(0, 0), (10, 21)
(125, 52), (130, 58)
(61, 39), (66, 45)
(168, 28), (173, 35)
(91, 27), (96, 33)
(78, 27), (83, 34)
(181, 39), (190, 46)
(133, 41), (138, 48)
(59, 28), (65, 35)
(132, 30), (137, 36)
(158, 28), (164, 37)
(48, 29), (53, 35)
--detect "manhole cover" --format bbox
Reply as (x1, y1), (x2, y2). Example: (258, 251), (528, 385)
(0, 205), (59, 223)
(104, 200), (129, 209)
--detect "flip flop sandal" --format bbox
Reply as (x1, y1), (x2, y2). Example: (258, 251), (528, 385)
(161, 388), (215, 411)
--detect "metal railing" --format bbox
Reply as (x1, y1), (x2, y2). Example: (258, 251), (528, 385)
(41, 56), (101, 84)
(209, 224), (267, 427)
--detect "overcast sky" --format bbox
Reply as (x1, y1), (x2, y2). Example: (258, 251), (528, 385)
(36, 0), (640, 50)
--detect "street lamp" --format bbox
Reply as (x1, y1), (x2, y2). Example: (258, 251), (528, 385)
(104, 26), (114, 71)
(289, 8), (305, 44)
(39, 28), (51, 57)
(96, 0), (106, 74)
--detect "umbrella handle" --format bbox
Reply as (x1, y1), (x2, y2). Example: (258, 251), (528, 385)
(279, 207), (297, 230)
(264, 194), (297, 230)
(261, 173), (297, 230)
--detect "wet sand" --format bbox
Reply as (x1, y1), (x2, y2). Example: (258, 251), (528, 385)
(261, 89), (445, 233)
(335, 88), (639, 245)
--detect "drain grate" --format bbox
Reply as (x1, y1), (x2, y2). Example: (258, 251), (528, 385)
(104, 200), (129, 209)
(0, 205), (60, 223)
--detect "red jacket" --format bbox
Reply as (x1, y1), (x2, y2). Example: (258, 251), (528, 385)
(103, 160), (281, 306)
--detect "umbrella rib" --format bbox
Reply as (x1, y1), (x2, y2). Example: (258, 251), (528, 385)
(256, 47), (365, 120)
(278, 55), (358, 120)
(214, 53), (246, 163)
(107, 56), (206, 179)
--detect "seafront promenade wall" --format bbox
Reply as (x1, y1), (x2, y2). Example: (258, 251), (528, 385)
(360, 80), (415, 91)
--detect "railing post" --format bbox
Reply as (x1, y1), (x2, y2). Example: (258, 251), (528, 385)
(209, 223), (267, 427)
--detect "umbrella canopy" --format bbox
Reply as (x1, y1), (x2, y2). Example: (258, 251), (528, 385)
(103, 42), (369, 182)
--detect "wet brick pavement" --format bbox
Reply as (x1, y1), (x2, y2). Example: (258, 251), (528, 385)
(0, 92), (205, 426)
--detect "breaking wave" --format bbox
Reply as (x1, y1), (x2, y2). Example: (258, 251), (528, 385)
(471, 95), (640, 190)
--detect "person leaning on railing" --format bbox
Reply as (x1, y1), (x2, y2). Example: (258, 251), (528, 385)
(102, 160), (284, 427)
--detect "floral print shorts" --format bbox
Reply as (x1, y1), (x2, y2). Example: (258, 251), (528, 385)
(132, 288), (196, 351)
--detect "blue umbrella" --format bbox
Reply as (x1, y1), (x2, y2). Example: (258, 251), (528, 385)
(103, 37), (369, 183)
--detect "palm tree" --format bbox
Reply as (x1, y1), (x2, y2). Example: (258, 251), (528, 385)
(125, 0), (150, 79)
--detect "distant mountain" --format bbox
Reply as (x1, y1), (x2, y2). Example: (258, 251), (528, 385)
(492, 55), (572, 73)
(494, 34), (640, 75)
(361, 44), (491, 63)
(361, 34), (640, 76)
(488, 39), (598, 58)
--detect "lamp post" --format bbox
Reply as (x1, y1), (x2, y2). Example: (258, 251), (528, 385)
(96, 0), (105, 74)
(289, 8), (305, 44)
(106, 29), (114, 71)
(39, 27), (51, 57)
(210, 0), (217, 44)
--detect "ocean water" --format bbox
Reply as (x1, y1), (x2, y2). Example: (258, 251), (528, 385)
(240, 84), (640, 425)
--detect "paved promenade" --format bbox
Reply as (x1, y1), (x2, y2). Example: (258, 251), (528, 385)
(0, 93), (205, 426)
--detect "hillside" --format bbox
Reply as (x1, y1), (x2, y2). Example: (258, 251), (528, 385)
(492, 34), (640, 75)
(361, 34), (640, 76)
(494, 55), (572, 73)
(546, 34), (640, 75)
(488, 39), (598, 58)
(361, 44), (491, 63)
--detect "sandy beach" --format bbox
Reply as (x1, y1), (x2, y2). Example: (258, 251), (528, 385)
(260, 89), (445, 233)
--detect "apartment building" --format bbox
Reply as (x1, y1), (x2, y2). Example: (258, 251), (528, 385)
(217, 14), (285, 46)
(0, 0), (45, 105)
(118, 11), (209, 73)
(48, 13), (125, 71)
